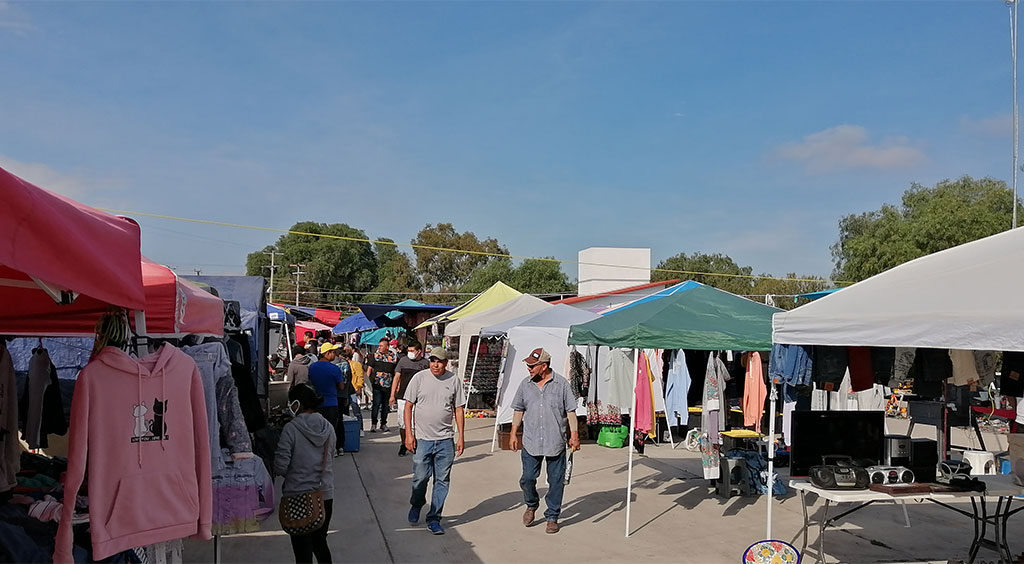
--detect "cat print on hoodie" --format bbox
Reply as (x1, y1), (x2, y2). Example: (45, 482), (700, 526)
(148, 399), (168, 440)
(130, 398), (169, 443)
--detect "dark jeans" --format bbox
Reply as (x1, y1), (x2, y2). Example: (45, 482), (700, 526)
(410, 438), (455, 523)
(317, 405), (344, 454)
(520, 449), (567, 522)
(371, 386), (389, 428)
(288, 498), (333, 563)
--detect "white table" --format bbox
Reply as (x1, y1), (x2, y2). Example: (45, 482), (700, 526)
(790, 475), (1024, 563)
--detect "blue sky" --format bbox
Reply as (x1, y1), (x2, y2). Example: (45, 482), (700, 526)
(0, 1), (1015, 280)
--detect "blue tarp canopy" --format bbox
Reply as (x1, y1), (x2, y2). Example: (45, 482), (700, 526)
(333, 312), (381, 334)
(356, 299), (453, 322)
(795, 289), (840, 302)
(359, 326), (406, 345)
(267, 303), (295, 323)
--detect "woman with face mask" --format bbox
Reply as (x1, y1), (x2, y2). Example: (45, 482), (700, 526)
(274, 383), (336, 563)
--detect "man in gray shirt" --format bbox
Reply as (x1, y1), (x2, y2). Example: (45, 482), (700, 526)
(510, 347), (580, 534)
(403, 346), (466, 535)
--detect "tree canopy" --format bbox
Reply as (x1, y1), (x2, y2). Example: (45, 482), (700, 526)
(460, 257), (575, 296)
(831, 176), (1019, 282)
(412, 223), (509, 291)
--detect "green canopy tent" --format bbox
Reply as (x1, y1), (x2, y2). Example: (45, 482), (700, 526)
(566, 282), (780, 537)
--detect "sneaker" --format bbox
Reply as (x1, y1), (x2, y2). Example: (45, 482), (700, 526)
(369, 426), (377, 433)
(360, 430), (365, 437)
(408, 506), (421, 524)
(380, 425), (389, 433)
(427, 521), (445, 535)
(336, 450), (345, 457)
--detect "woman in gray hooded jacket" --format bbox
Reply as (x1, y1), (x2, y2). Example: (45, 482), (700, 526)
(274, 383), (336, 563)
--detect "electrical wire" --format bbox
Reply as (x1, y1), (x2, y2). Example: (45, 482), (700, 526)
(101, 207), (845, 285)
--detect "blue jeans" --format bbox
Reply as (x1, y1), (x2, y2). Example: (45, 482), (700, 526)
(520, 449), (566, 522)
(410, 438), (455, 523)
(371, 386), (389, 428)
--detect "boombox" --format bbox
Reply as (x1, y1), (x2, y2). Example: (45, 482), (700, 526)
(868, 465), (915, 485)
(809, 456), (870, 490)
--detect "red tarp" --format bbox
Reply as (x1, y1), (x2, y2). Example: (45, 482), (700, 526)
(313, 308), (342, 327)
(141, 259), (224, 337)
(0, 166), (146, 334)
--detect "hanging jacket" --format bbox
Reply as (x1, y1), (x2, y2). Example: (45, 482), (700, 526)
(54, 345), (212, 563)
(0, 345), (18, 493)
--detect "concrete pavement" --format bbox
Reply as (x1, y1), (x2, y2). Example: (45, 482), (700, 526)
(186, 417), (1020, 563)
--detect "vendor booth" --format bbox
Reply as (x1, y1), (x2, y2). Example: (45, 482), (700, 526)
(485, 304), (600, 450)
(415, 281), (522, 330)
(568, 281), (780, 537)
(771, 228), (1024, 561)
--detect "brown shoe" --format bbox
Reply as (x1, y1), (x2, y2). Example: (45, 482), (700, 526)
(545, 521), (560, 534)
(522, 507), (535, 527)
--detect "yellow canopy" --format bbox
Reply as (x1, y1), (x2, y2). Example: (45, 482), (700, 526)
(414, 281), (522, 329)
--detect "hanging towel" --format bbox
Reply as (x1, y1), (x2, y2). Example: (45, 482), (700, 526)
(742, 352), (767, 433)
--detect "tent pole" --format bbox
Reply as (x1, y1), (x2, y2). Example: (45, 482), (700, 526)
(466, 336), (482, 398)
(626, 348), (639, 538)
(766, 381), (778, 540)
(491, 416), (501, 453)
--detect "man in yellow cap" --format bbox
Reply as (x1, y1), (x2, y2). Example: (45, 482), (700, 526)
(509, 347), (580, 534)
(309, 342), (346, 456)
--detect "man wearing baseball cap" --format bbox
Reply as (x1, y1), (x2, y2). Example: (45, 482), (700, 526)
(403, 346), (466, 535)
(308, 342), (347, 456)
(509, 347), (580, 534)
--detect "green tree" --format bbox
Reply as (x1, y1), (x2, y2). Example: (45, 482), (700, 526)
(412, 223), (509, 291)
(245, 222), (377, 305)
(750, 273), (829, 310)
(831, 176), (1019, 282)
(510, 258), (575, 295)
(652, 252), (755, 295)
(460, 258), (514, 294)
(372, 238), (422, 300)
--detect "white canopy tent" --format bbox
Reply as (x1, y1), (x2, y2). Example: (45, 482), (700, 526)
(483, 305), (602, 451)
(767, 227), (1024, 541)
(443, 294), (552, 384)
(773, 227), (1024, 351)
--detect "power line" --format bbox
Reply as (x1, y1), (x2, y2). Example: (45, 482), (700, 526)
(101, 207), (845, 285)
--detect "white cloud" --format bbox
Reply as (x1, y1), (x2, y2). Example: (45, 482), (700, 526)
(960, 113), (1012, 137)
(0, 154), (88, 198)
(773, 124), (926, 174)
(0, 1), (35, 35)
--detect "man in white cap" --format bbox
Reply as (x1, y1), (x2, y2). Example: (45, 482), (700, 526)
(509, 347), (580, 534)
(403, 346), (466, 535)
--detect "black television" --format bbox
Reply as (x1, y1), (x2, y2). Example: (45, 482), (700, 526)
(789, 410), (885, 477)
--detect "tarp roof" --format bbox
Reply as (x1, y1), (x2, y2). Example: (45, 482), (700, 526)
(481, 304), (601, 337)
(267, 304), (295, 323)
(357, 299), (452, 322)
(415, 281), (522, 329)
(772, 227), (1024, 351)
(333, 312), (380, 334)
(187, 276), (266, 313)
(550, 279), (681, 305)
(0, 166), (146, 334)
(444, 294), (551, 381)
(568, 282), (780, 350)
(142, 259), (224, 337)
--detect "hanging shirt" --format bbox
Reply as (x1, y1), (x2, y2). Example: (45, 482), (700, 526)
(663, 351), (691, 427)
(949, 349), (981, 387)
(742, 352), (767, 433)
(633, 353), (655, 435)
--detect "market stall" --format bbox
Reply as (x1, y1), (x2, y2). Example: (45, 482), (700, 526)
(568, 281), (780, 536)
(415, 281), (522, 330)
(483, 304), (600, 450)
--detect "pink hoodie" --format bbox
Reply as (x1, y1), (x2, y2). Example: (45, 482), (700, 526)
(54, 345), (212, 563)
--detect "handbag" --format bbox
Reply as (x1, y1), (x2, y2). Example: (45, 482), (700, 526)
(279, 441), (329, 535)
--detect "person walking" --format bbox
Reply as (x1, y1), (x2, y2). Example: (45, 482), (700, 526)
(274, 383), (336, 564)
(392, 341), (429, 456)
(308, 343), (346, 457)
(366, 338), (397, 432)
(343, 346), (365, 437)
(287, 345), (315, 388)
(509, 348), (580, 534)
(403, 347), (466, 535)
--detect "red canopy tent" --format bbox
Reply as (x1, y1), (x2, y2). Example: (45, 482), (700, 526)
(141, 259), (224, 337)
(0, 166), (146, 335)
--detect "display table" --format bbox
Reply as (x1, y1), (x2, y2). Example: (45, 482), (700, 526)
(790, 475), (1024, 564)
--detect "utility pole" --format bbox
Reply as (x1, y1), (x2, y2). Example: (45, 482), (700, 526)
(1013, 0), (1020, 228)
(290, 264), (306, 306)
(263, 248), (280, 302)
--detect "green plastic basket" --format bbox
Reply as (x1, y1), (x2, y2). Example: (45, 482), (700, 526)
(596, 425), (629, 448)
